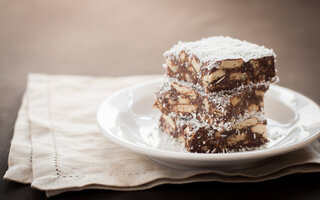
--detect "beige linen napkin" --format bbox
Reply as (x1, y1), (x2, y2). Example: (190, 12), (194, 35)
(4, 73), (320, 197)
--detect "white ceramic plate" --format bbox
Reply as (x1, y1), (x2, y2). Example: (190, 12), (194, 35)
(97, 79), (320, 169)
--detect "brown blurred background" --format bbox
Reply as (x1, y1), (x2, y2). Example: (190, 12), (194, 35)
(1, 0), (320, 199)
(1, 0), (320, 101)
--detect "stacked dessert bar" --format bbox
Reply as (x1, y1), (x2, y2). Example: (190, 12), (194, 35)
(153, 36), (278, 153)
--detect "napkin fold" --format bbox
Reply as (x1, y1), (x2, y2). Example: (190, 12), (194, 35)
(4, 74), (320, 197)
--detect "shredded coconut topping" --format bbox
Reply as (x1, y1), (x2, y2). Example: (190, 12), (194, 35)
(164, 36), (276, 70)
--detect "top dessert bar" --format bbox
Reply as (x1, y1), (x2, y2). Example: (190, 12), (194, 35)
(164, 36), (277, 93)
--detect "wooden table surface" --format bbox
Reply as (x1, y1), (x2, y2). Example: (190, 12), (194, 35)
(1, 0), (319, 199)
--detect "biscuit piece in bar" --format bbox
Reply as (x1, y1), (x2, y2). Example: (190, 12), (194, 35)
(159, 114), (268, 153)
(153, 78), (268, 127)
(164, 36), (276, 93)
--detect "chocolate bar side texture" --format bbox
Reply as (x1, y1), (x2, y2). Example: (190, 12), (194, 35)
(184, 121), (268, 153)
(166, 53), (275, 93)
(159, 114), (185, 140)
(159, 114), (268, 153)
(154, 81), (268, 125)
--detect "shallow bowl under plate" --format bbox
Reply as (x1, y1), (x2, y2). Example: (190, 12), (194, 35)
(97, 79), (320, 169)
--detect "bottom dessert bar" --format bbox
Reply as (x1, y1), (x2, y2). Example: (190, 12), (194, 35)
(159, 114), (268, 153)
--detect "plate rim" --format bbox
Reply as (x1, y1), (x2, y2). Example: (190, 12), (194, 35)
(97, 78), (320, 161)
